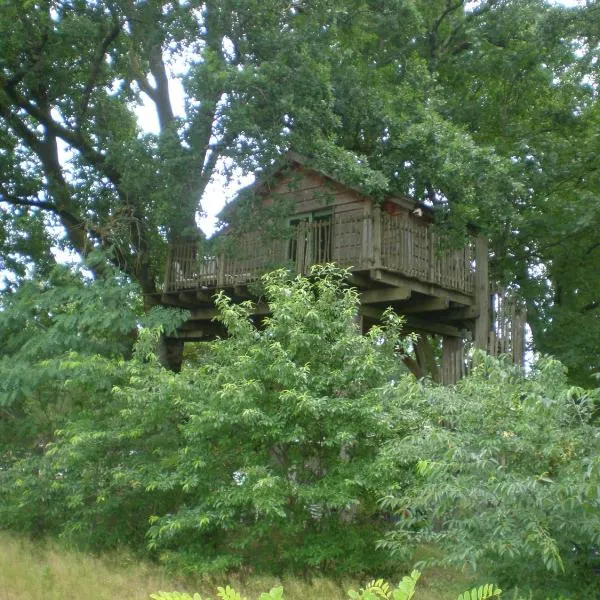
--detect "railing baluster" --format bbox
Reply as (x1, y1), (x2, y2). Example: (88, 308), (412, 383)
(165, 210), (476, 296)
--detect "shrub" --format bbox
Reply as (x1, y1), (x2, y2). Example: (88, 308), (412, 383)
(139, 266), (413, 573)
(379, 353), (600, 597)
(3, 266), (412, 573)
(0, 264), (186, 546)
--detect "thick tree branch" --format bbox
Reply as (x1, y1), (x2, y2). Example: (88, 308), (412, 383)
(200, 147), (220, 189)
(0, 188), (61, 214)
(0, 185), (136, 280)
(81, 14), (122, 117)
(0, 185), (102, 255)
(128, 49), (159, 101)
(148, 44), (175, 131)
(433, 0), (465, 35)
(0, 102), (46, 158)
(1, 92), (137, 280)
(124, 0), (174, 133)
(429, 0), (465, 61)
(0, 78), (123, 186)
(581, 300), (599, 313)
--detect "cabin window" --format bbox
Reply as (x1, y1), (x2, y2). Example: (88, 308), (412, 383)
(287, 211), (333, 268)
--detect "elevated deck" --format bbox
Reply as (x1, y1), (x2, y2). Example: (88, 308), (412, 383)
(166, 211), (475, 294)
(161, 207), (487, 352)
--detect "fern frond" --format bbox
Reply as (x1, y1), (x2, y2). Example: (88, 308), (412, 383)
(392, 569), (420, 600)
(455, 583), (502, 600)
(258, 587), (285, 600)
(364, 578), (392, 599)
(216, 585), (246, 600)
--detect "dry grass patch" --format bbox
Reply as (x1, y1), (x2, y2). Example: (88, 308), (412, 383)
(0, 532), (479, 600)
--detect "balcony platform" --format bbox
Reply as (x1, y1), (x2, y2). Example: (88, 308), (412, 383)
(160, 210), (485, 344)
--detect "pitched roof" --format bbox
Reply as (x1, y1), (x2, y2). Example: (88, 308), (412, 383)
(218, 152), (430, 223)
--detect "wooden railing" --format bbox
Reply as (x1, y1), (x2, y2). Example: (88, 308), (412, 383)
(165, 211), (476, 296)
(380, 213), (475, 295)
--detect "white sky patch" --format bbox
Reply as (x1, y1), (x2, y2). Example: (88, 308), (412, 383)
(134, 57), (253, 238)
(198, 165), (255, 235)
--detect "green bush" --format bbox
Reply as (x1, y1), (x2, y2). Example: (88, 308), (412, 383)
(2, 266), (412, 573)
(137, 266), (413, 573)
(379, 353), (600, 598)
(3, 263), (600, 598)
(0, 264), (187, 547)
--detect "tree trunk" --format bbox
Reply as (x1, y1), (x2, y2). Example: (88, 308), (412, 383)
(414, 334), (441, 383)
(156, 335), (185, 373)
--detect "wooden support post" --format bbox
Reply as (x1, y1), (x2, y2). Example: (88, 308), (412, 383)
(163, 244), (174, 292)
(512, 306), (527, 366)
(296, 224), (306, 274)
(372, 203), (382, 268)
(442, 336), (462, 385)
(157, 336), (185, 372)
(428, 228), (435, 284)
(414, 334), (441, 383)
(217, 254), (225, 287)
(473, 236), (490, 351)
(354, 312), (364, 334)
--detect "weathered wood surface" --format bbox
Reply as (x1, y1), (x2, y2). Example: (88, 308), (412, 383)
(473, 236), (490, 350)
(380, 213), (474, 294)
(488, 287), (527, 366)
(165, 210), (477, 297)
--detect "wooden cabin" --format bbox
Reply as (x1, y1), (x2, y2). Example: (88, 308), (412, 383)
(160, 154), (523, 383)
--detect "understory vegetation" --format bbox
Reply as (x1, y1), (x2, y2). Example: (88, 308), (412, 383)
(0, 532), (480, 600)
(1, 266), (599, 599)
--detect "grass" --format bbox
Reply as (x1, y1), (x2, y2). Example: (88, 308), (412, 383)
(0, 532), (484, 600)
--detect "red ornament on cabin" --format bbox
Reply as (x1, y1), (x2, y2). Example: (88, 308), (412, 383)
(383, 200), (400, 216)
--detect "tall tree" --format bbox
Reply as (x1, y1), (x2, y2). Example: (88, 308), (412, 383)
(428, 0), (600, 383)
(1, 0), (596, 378)
(0, 0), (340, 367)
(0, 1), (335, 276)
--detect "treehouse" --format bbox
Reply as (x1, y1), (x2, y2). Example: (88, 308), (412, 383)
(160, 154), (524, 383)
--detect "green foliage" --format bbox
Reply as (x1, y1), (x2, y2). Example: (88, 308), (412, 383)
(348, 571), (420, 600)
(151, 585), (282, 600)
(152, 572), (501, 600)
(3, 261), (600, 597)
(136, 266), (412, 573)
(150, 588), (256, 600)
(0, 265), (187, 543)
(258, 588), (285, 600)
(455, 584), (502, 600)
(0, 266), (412, 571)
(379, 353), (600, 597)
(429, 0), (600, 384)
(151, 593), (204, 600)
